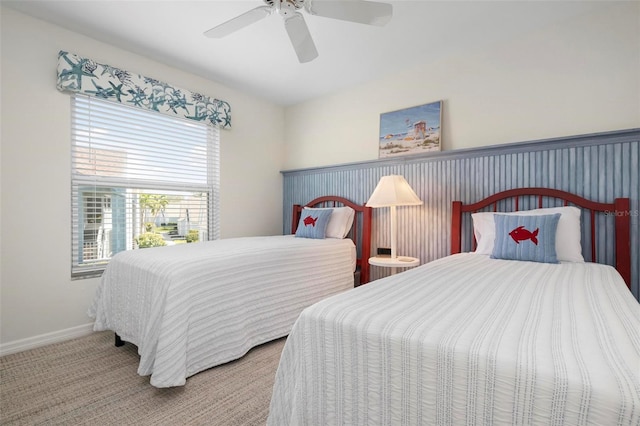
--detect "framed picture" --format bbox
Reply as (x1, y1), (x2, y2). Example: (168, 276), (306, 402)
(379, 100), (442, 158)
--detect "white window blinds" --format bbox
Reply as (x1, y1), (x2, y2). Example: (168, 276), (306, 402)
(71, 94), (220, 278)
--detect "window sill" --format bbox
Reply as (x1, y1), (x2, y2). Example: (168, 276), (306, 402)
(71, 269), (104, 281)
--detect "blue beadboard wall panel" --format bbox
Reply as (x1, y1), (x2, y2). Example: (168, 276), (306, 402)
(282, 129), (640, 299)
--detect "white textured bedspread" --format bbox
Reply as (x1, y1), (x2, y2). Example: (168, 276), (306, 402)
(268, 253), (640, 425)
(88, 235), (355, 387)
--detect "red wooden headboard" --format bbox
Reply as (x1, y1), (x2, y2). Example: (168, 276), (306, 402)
(450, 188), (631, 289)
(292, 196), (372, 285)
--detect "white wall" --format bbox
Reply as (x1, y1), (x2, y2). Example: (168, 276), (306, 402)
(283, 2), (640, 169)
(0, 7), (285, 348)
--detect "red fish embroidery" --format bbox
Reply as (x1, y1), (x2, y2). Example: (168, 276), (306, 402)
(303, 215), (318, 227)
(509, 226), (539, 245)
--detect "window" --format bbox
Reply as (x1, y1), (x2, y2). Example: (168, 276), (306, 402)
(71, 95), (220, 278)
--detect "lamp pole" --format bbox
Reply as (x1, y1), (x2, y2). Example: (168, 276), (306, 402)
(390, 204), (397, 259)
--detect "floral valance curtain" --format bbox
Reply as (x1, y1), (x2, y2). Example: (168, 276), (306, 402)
(56, 50), (231, 129)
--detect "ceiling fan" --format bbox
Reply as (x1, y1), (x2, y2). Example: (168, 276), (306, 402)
(204, 0), (393, 63)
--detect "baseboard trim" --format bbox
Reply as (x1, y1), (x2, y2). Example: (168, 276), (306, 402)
(0, 323), (95, 357)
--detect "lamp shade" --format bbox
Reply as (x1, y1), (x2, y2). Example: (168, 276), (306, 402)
(366, 175), (423, 207)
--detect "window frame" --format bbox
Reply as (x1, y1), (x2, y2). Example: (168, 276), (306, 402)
(70, 94), (220, 279)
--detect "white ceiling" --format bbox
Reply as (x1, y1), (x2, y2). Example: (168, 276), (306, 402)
(2, 0), (617, 106)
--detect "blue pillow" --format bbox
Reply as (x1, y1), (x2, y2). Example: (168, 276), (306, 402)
(491, 213), (561, 263)
(294, 208), (332, 239)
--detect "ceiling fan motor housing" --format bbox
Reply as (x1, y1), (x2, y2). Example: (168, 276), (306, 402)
(265, 0), (303, 17)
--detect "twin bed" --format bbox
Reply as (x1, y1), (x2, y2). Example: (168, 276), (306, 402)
(88, 196), (371, 387)
(268, 188), (639, 425)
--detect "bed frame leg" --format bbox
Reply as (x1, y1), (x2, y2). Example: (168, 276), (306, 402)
(114, 333), (124, 347)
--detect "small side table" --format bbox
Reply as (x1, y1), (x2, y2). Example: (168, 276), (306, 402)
(369, 255), (420, 276)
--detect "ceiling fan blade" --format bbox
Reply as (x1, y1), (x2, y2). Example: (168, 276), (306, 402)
(304, 0), (392, 26)
(284, 12), (319, 63)
(204, 5), (272, 38)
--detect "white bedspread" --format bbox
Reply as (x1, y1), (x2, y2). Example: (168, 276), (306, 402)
(268, 253), (640, 425)
(88, 235), (355, 387)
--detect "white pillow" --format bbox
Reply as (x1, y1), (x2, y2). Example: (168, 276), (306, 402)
(471, 206), (584, 262)
(303, 206), (355, 239)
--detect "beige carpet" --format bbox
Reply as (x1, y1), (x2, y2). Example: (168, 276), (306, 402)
(0, 331), (286, 425)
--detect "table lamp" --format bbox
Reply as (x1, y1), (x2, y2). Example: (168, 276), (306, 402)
(366, 175), (422, 259)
